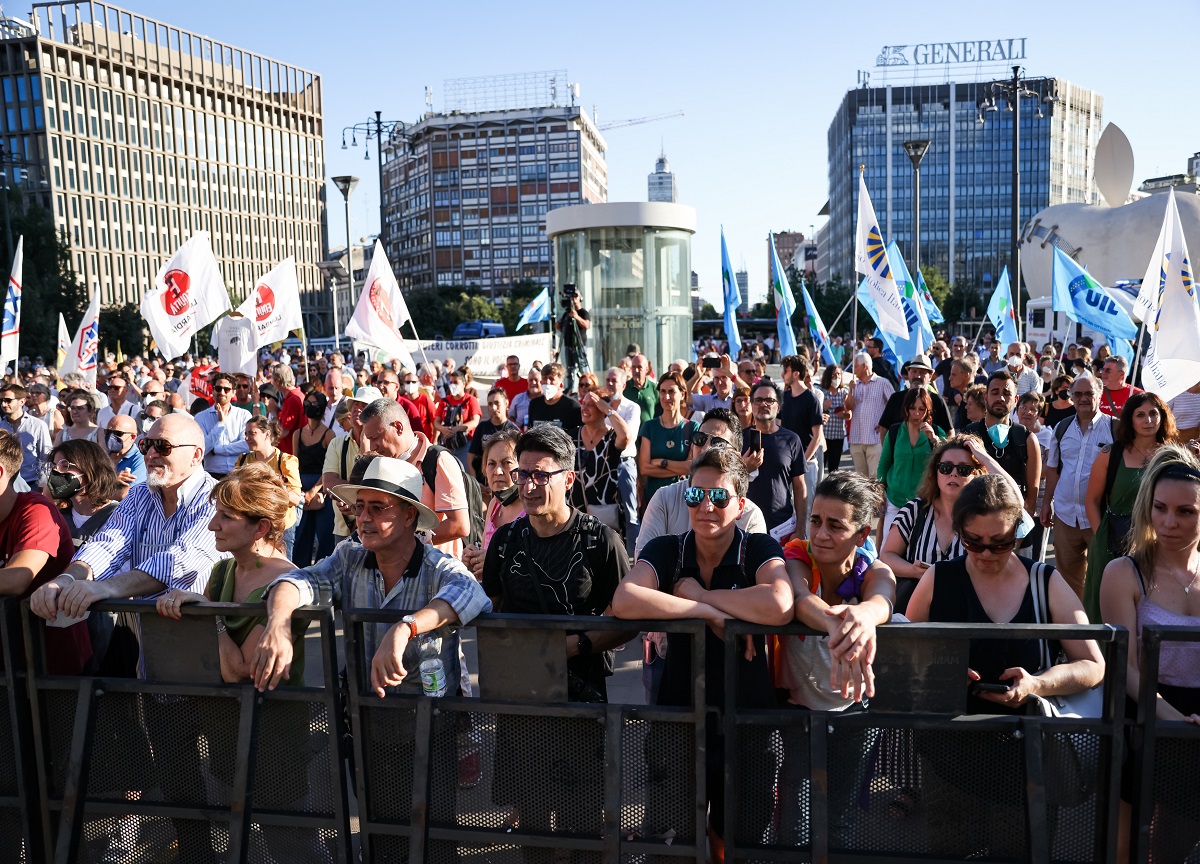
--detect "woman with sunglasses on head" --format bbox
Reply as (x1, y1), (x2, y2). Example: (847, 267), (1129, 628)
(462, 428), (525, 580)
(235, 417), (303, 559)
(1100, 445), (1200, 862)
(637, 371), (700, 511)
(572, 387), (631, 533)
(905, 473), (1103, 857)
(1082, 391), (1177, 623)
(732, 384), (754, 431)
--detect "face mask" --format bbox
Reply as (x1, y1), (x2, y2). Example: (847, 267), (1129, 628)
(494, 484), (520, 506)
(46, 470), (83, 500)
(1057, 390), (1069, 401)
(304, 403), (323, 419)
(987, 423), (1011, 449)
(104, 431), (126, 453)
(403, 382), (419, 396)
(542, 383), (561, 401)
(449, 383), (464, 397)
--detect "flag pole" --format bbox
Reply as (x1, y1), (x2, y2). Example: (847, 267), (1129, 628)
(405, 320), (433, 371)
(826, 292), (857, 336)
(1130, 316), (1148, 386)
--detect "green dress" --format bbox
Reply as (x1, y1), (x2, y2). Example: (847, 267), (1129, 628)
(1083, 458), (1144, 623)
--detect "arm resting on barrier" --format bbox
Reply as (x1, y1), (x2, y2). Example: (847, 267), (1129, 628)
(251, 580), (303, 691)
(567, 607), (637, 658)
(613, 560), (731, 639)
(673, 556), (793, 627)
(0, 548), (50, 596)
(54, 568), (167, 620)
(371, 598), (458, 697)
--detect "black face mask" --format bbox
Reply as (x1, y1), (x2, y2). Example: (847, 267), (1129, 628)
(1056, 390), (1069, 401)
(47, 470), (83, 500)
(304, 403), (323, 419)
(494, 484), (520, 506)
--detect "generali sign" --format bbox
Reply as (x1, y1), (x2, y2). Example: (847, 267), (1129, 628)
(876, 38), (1028, 67)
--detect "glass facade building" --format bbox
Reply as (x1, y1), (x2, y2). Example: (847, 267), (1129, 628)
(0, 2), (326, 327)
(826, 78), (1102, 295)
(547, 202), (694, 377)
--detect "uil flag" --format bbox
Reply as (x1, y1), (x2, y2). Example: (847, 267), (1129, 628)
(769, 232), (799, 357)
(799, 283), (835, 365)
(237, 256), (304, 347)
(854, 171), (909, 338)
(60, 283), (101, 386)
(887, 241), (935, 353)
(1136, 189), (1200, 402)
(142, 232), (230, 360)
(515, 286), (551, 331)
(916, 269), (945, 324)
(720, 228), (743, 358)
(56, 313), (70, 371)
(986, 268), (1021, 348)
(1051, 247), (1137, 345)
(0, 236), (22, 366)
(346, 240), (416, 367)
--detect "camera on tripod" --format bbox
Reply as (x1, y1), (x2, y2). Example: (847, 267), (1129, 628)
(561, 283), (578, 302)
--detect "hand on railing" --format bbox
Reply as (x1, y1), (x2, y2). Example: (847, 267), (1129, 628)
(370, 624), (411, 698)
(250, 621), (295, 692)
(154, 588), (206, 620)
(825, 604), (878, 701)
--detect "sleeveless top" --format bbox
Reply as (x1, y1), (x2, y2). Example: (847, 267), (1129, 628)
(575, 426), (620, 506)
(928, 555), (1051, 715)
(1128, 557), (1200, 690)
(295, 428), (329, 475)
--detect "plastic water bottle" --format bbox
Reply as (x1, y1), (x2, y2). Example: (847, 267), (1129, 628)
(419, 635), (447, 698)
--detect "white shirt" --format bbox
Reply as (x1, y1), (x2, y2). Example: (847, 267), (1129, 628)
(213, 315), (258, 377)
(97, 397), (138, 430)
(1045, 412), (1113, 529)
(608, 394), (641, 459)
(195, 403), (252, 475)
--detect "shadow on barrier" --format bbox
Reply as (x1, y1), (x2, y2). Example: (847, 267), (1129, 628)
(22, 599), (352, 864)
(722, 620), (1129, 864)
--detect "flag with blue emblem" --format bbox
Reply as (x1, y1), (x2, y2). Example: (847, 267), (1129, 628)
(769, 232), (799, 357)
(887, 241), (934, 351)
(854, 171), (909, 338)
(916, 268), (944, 324)
(514, 285), (551, 332)
(986, 267), (1020, 347)
(1135, 189), (1200, 402)
(799, 283), (834, 364)
(720, 228), (743, 358)
(1051, 247), (1137, 346)
(60, 283), (101, 386)
(0, 236), (22, 366)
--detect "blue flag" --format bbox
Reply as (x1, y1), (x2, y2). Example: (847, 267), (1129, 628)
(874, 329), (902, 377)
(720, 228), (743, 358)
(515, 286), (550, 331)
(1051, 247), (1138, 353)
(769, 232), (799, 357)
(887, 241), (935, 351)
(986, 268), (1020, 346)
(915, 269), (945, 324)
(799, 283), (835, 364)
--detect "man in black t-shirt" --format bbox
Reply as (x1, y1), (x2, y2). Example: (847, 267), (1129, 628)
(743, 381), (807, 541)
(468, 386), (519, 482)
(557, 291), (591, 391)
(961, 370), (1042, 516)
(526, 362), (583, 436)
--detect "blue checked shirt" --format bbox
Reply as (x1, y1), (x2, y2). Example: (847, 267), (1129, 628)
(74, 468), (224, 594)
(274, 540), (492, 694)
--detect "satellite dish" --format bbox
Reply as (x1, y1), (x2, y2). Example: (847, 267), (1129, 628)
(1094, 124), (1135, 207)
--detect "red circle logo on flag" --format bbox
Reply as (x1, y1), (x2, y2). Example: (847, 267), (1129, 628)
(255, 284), (275, 322)
(161, 270), (191, 317)
(369, 278), (395, 330)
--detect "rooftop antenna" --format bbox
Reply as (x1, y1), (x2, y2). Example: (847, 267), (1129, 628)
(592, 104), (598, 125)
(424, 85), (433, 113)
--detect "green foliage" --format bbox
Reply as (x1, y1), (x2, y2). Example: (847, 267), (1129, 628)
(919, 265), (952, 314)
(698, 303), (718, 320)
(100, 303), (147, 358)
(4, 200), (87, 361)
(403, 280), (555, 339)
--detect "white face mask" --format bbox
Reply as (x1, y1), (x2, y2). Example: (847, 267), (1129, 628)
(403, 382), (419, 396)
(542, 383), (561, 401)
(449, 383), (464, 397)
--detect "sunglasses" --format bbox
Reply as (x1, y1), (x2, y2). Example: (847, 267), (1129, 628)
(936, 461), (978, 478)
(960, 532), (1018, 555)
(212, 385), (233, 393)
(691, 431), (729, 449)
(684, 486), (733, 509)
(137, 437), (194, 456)
(511, 468), (569, 487)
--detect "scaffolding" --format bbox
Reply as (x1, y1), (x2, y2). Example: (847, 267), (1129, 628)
(441, 69), (572, 114)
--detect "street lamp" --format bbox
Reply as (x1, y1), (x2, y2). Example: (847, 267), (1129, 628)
(979, 66), (1046, 338)
(331, 175), (359, 354)
(902, 140), (931, 276)
(342, 113), (408, 247)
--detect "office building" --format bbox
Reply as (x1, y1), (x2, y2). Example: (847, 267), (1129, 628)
(381, 74), (607, 298)
(0, 2), (327, 329)
(769, 231), (804, 290)
(1189, 152), (1200, 177)
(735, 268), (748, 312)
(826, 77), (1102, 292)
(648, 151), (676, 202)
(814, 221), (831, 285)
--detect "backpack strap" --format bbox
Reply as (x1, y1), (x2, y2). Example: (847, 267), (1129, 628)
(1028, 559), (1055, 672)
(674, 532), (689, 587)
(339, 435), (350, 479)
(421, 445), (442, 493)
(887, 423), (902, 461)
(1050, 416), (1075, 474)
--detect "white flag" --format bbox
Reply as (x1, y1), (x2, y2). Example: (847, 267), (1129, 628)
(1138, 189), (1200, 403)
(237, 256), (304, 348)
(854, 172), (910, 338)
(56, 312), (70, 371)
(60, 283), (101, 386)
(345, 240), (415, 367)
(142, 232), (230, 360)
(0, 236), (22, 366)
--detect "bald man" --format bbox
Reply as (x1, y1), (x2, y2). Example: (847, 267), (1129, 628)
(105, 413), (145, 491)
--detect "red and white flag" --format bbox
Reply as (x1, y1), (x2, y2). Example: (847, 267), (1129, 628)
(142, 232), (230, 360)
(60, 282), (101, 386)
(345, 240), (415, 367)
(0, 236), (23, 366)
(237, 256), (303, 348)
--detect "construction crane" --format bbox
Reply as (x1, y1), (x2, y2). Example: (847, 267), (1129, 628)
(596, 110), (684, 131)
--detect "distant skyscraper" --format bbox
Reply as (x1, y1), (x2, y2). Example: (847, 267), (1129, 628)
(768, 232), (804, 291)
(735, 268), (749, 312)
(648, 151), (677, 202)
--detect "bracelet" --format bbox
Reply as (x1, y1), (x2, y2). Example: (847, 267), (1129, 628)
(216, 620), (227, 635)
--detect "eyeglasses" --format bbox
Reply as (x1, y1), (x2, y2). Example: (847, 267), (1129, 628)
(691, 431), (729, 449)
(1071, 392), (1096, 400)
(0, 397), (18, 405)
(235, 383), (251, 389)
(752, 397), (778, 405)
(138, 437), (193, 456)
(936, 461), (978, 478)
(510, 468), (569, 487)
(684, 486), (734, 509)
(351, 500), (403, 520)
(107, 383), (125, 391)
(104, 428), (133, 438)
(960, 532), (1018, 555)
(51, 460), (80, 473)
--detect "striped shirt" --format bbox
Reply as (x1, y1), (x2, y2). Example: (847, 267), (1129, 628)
(889, 498), (964, 565)
(1169, 391), (1200, 430)
(74, 468), (223, 593)
(276, 540), (492, 694)
(848, 375), (895, 446)
(819, 386), (848, 440)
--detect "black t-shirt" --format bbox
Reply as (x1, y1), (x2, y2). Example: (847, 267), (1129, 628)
(877, 386), (953, 434)
(482, 511), (628, 694)
(559, 308), (591, 354)
(933, 357), (954, 386)
(1045, 403), (1076, 429)
(467, 419), (519, 479)
(962, 420), (1031, 494)
(743, 425), (806, 530)
(872, 355), (899, 389)
(639, 529), (783, 710)
(527, 395), (583, 437)
(780, 387), (823, 452)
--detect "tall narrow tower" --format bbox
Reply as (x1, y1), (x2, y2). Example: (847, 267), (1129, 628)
(648, 151), (678, 202)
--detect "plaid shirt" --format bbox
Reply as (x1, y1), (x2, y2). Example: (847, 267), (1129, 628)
(276, 540), (491, 693)
(848, 375), (895, 445)
(819, 386), (848, 440)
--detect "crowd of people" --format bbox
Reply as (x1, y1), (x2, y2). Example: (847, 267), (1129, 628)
(2, 326), (1198, 862)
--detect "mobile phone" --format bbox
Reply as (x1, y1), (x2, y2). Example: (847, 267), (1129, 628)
(744, 429), (762, 453)
(970, 681), (1011, 695)
(833, 406), (844, 415)
(702, 356), (721, 369)
(328, 490), (350, 509)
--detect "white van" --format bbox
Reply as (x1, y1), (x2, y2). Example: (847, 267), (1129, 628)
(1024, 283), (1142, 352)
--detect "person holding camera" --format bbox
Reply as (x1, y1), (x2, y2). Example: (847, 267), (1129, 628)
(557, 286), (591, 392)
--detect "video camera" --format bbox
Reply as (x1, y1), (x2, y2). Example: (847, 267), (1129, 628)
(561, 283), (578, 301)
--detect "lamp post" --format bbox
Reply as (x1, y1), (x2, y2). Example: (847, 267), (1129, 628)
(902, 139), (931, 276)
(342, 113), (408, 247)
(331, 175), (359, 354)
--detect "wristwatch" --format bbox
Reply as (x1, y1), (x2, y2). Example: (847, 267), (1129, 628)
(659, 458), (669, 469)
(401, 614), (419, 640)
(576, 632), (593, 656)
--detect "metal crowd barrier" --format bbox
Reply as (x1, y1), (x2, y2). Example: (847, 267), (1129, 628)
(22, 599), (352, 864)
(0, 597), (42, 863)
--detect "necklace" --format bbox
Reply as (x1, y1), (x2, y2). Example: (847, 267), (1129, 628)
(1133, 442), (1158, 467)
(1169, 567), (1200, 595)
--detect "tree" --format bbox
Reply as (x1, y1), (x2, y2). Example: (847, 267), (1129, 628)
(100, 303), (148, 359)
(5, 200), (88, 361)
(919, 264), (952, 315)
(698, 303), (718, 320)
(497, 279), (549, 335)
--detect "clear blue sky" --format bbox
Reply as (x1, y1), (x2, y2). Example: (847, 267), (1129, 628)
(127, 0), (1199, 307)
